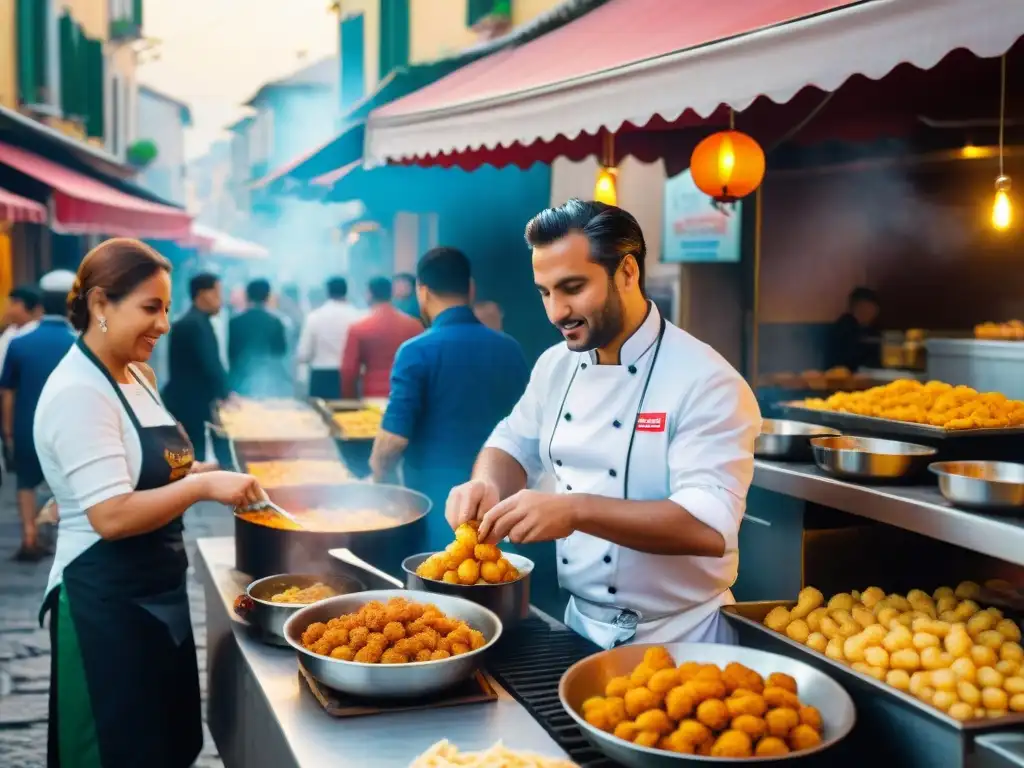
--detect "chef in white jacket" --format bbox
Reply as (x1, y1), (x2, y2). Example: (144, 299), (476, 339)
(446, 199), (761, 649)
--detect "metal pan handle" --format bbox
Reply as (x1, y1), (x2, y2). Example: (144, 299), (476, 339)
(328, 547), (404, 589)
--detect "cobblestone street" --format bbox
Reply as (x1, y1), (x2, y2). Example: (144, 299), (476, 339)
(0, 484), (231, 768)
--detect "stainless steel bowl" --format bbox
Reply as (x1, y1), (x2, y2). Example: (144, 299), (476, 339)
(810, 435), (937, 481)
(560, 642), (856, 765)
(402, 552), (534, 627)
(282, 589), (503, 698)
(930, 461), (1024, 512)
(235, 572), (363, 646)
(755, 420), (840, 461)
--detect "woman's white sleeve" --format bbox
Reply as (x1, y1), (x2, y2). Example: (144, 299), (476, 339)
(43, 385), (135, 509)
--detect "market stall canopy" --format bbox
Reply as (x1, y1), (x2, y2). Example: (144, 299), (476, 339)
(366, 0), (1024, 168)
(0, 141), (192, 239)
(191, 224), (269, 260)
(0, 185), (46, 224)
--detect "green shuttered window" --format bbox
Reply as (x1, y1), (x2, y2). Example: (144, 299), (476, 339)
(58, 13), (105, 139)
(379, 0), (409, 78)
(16, 0), (48, 105)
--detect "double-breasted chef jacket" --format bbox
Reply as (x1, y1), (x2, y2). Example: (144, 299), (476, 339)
(485, 301), (761, 648)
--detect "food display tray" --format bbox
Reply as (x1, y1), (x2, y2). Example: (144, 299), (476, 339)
(298, 663), (497, 717)
(310, 398), (381, 443)
(779, 403), (1024, 441)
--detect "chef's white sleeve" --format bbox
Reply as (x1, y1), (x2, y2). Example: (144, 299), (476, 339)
(667, 369), (761, 552)
(40, 384), (135, 510)
(484, 354), (549, 485)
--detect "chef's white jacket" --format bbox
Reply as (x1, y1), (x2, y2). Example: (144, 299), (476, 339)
(486, 302), (761, 646)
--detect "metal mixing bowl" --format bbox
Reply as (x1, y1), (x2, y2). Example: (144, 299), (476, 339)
(930, 461), (1024, 512)
(235, 573), (363, 646)
(755, 420), (840, 461)
(810, 435), (937, 481)
(402, 552), (534, 627)
(560, 642), (856, 765)
(283, 589), (502, 698)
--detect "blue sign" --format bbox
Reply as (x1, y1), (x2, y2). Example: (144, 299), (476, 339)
(662, 168), (743, 263)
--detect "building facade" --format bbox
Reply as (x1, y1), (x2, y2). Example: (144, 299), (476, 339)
(136, 84), (191, 204)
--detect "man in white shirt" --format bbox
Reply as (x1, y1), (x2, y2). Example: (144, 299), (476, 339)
(447, 199), (761, 649)
(0, 285), (41, 472)
(295, 276), (364, 399)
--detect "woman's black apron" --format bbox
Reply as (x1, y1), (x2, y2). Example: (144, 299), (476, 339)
(41, 339), (202, 768)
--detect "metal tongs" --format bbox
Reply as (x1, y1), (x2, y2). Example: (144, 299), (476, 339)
(238, 492), (307, 530)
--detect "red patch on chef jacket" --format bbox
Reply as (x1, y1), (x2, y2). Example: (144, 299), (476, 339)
(635, 413), (667, 432)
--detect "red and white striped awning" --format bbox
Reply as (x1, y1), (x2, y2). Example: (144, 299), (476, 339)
(367, 0), (1024, 166)
(0, 141), (191, 239)
(0, 186), (46, 224)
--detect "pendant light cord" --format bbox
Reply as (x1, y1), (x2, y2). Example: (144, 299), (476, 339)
(999, 54), (1007, 177)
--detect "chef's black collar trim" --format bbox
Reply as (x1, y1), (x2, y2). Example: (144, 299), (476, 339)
(586, 301), (661, 367)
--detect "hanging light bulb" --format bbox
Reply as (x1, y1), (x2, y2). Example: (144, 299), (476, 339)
(993, 176), (1012, 231)
(594, 166), (618, 206)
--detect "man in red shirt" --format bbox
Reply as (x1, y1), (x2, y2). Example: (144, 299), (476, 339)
(341, 276), (422, 398)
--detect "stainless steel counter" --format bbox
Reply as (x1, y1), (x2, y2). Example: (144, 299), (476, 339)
(753, 460), (1024, 567)
(196, 536), (570, 768)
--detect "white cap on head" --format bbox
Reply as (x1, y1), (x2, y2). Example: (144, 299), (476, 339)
(39, 270), (77, 293)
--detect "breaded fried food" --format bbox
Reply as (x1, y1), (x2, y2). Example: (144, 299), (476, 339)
(710, 730), (753, 758)
(767, 672), (799, 694)
(755, 736), (791, 756)
(696, 699), (730, 731)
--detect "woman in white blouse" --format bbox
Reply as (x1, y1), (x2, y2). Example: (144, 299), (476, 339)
(35, 238), (264, 768)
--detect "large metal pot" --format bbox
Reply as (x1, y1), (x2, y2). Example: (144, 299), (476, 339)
(233, 572), (363, 646)
(234, 482), (431, 579)
(401, 552), (533, 627)
(283, 589), (503, 698)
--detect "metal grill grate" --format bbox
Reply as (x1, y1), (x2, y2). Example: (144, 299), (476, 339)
(489, 617), (622, 768)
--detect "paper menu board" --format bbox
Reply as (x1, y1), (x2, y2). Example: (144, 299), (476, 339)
(662, 168), (743, 263)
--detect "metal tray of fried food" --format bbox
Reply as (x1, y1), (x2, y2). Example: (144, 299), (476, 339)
(209, 398), (332, 442)
(779, 402), (1024, 440)
(721, 600), (1024, 733)
(310, 398), (382, 442)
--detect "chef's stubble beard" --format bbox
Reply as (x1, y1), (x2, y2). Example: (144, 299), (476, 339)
(576, 280), (625, 353)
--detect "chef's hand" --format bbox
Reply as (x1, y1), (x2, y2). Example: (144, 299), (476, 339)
(478, 490), (576, 545)
(196, 471), (264, 508)
(445, 479), (500, 529)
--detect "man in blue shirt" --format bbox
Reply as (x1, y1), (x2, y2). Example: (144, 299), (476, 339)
(370, 247), (529, 551)
(1, 278), (75, 561)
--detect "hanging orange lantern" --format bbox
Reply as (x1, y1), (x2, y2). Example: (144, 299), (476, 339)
(690, 130), (765, 203)
(593, 166), (618, 206)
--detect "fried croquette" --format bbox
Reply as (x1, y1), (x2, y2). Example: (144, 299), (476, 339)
(613, 721), (639, 741)
(647, 668), (681, 694)
(633, 731), (661, 748)
(635, 709), (674, 735)
(696, 699), (731, 731)
(624, 687), (660, 718)
(677, 719), (713, 747)
(605, 675), (633, 698)
(644, 646), (676, 671)
(710, 730), (753, 758)
(799, 705), (823, 732)
(764, 686), (802, 710)
(767, 672), (798, 694)
(788, 723), (823, 750)
(298, 597), (485, 665)
(765, 707), (801, 738)
(731, 714), (767, 741)
(755, 736), (791, 756)
(726, 693), (767, 718)
(665, 686), (695, 720)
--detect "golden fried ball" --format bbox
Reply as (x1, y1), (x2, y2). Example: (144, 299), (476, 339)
(710, 730), (753, 758)
(450, 641), (470, 656)
(726, 693), (767, 718)
(605, 676), (632, 698)
(584, 706), (611, 732)
(799, 705), (823, 732)
(613, 721), (638, 741)
(676, 719), (713, 747)
(474, 543), (501, 562)
(662, 731), (696, 754)
(380, 649), (408, 664)
(665, 686), (695, 721)
(354, 644), (383, 663)
(633, 731), (660, 748)
(414, 649), (432, 662)
(444, 541), (473, 569)
(677, 661), (702, 682)
(723, 662), (764, 694)
(454, 523), (478, 548)
(730, 714), (767, 741)
(643, 646), (676, 671)
(582, 696), (606, 713)
(694, 664), (723, 682)
(329, 645), (355, 661)
(635, 709), (674, 735)
(624, 687), (660, 718)
(442, 570), (460, 584)
(604, 697), (626, 729)
(457, 558), (480, 585)
(479, 561), (503, 584)
(695, 699), (731, 731)
(382, 621), (406, 643)
(789, 723), (823, 751)
(767, 672), (798, 694)
(764, 686), (802, 710)
(416, 555), (446, 581)
(347, 626), (369, 649)
(302, 622), (328, 645)
(430, 649), (451, 661)
(765, 707), (800, 738)
(755, 736), (791, 756)
(647, 668), (681, 694)
(686, 679), (727, 703)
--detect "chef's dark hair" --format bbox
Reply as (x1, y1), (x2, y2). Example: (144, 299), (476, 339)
(68, 238), (171, 332)
(524, 198), (646, 294)
(246, 279), (271, 304)
(189, 272), (220, 300)
(326, 276), (348, 300)
(8, 285), (40, 312)
(368, 276), (392, 302)
(417, 247), (471, 298)
(848, 286), (879, 307)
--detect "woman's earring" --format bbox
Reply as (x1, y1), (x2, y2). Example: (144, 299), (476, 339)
(98, 317), (108, 333)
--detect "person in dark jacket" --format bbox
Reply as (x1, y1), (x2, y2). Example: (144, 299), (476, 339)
(827, 286), (881, 371)
(228, 279), (288, 397)
(162, 273), (229, 462)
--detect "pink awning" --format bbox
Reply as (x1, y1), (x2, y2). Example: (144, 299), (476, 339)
(0, 141), (191, 238)
(367, 0), (1024, 166)
(0, 186), (46, 224)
